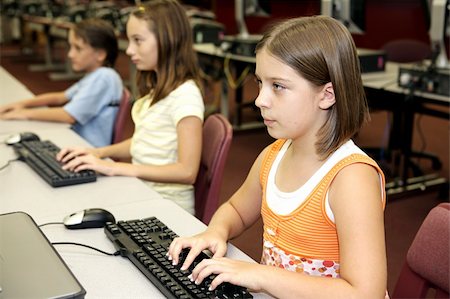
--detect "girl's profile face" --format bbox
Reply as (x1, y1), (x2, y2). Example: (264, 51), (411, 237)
(254, 49), (326, 141)
(126, 15), (158, 71)
(67, 30), (104, 73)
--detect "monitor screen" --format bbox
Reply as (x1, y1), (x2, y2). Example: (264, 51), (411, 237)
(428, 0), (450, 68)
(321, 0), (366, 34)
(235, 0), (271, 38)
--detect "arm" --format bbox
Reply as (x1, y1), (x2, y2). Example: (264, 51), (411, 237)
(57, 139), (133, 163)
(1, 107), (76, 124)
(0, 91), (68, 113)
(0, 92), (75, 123)
(60, 116), (203, 183)
(190, 163), (387, 299)
(167, 147), (267, 270)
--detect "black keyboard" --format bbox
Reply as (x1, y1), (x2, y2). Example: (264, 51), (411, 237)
(12, 140), (97, 187)
(105, 217), (253, 299)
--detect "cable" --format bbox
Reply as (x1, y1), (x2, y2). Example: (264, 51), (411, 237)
(0, 158), (19, 171)
(38, 222), (64, 227)
(52, 242), (120, 256)
(223, 53), (251, 89)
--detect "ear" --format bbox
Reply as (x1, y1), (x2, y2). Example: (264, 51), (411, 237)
(96, 49), (107, 65)
(319, 82), (336, 110)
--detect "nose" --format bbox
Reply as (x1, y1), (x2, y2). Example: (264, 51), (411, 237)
(67, 47), (74, 59)
(255, 88), (270, 109)
(125, 43), (133, 57)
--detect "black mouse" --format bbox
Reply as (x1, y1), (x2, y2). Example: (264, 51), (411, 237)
(63, 208), (116, 229)
(5, 132), (40, 145)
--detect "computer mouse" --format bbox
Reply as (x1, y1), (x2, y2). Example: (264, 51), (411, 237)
(5, 132), (40, 145)
(63, 208), (116, 229)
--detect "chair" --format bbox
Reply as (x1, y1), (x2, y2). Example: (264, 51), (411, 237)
(112, 87), (134, 144)
(194, 113), (233, 224)
(392, 202), (450, 298)
(365, 39), (440, 180)
(382, 39), (432, 63)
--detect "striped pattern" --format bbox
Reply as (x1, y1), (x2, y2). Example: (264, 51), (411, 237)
(260, 139), (385, 261)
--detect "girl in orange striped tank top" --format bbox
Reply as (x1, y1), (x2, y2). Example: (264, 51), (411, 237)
(168, 15), (388, 298)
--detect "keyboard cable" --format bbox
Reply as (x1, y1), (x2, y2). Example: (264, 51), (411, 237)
(38, 223), (120, 256)
(0, 158), (20, 171)
(52, 242), (121, 256)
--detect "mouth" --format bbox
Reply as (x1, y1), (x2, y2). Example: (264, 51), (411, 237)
(262, 117), (275, 126)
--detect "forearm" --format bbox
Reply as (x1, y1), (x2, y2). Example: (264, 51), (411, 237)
(95, 139), (132, 160)
(108, 161), (198, 185)
(255, 265), (385, 299)
(24, 107), (75, 123)
(205, 202), (247, 242)
(22, 92), (68, 108)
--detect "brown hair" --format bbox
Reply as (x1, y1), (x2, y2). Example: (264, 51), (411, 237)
(256, 15), (369, 159)
(72, 18), (118, 67)
(131, 0), (202, 104)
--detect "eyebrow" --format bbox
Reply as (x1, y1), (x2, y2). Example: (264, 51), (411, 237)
(255, 73), (293, 83)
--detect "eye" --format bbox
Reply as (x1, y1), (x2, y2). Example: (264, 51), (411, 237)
(273, 83), (285, 91)
(255, 78), (262, 89)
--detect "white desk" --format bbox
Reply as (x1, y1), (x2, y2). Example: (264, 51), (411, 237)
(0, 67), (270, 298)
(37, 199), (271, 299)
(0, 130), (269, 298)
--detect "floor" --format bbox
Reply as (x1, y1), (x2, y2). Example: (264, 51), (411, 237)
(1, 41), (449, 295)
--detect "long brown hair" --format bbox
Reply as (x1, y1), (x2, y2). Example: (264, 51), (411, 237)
(256, 16), (369, 159)
(131, 0), (202, 105)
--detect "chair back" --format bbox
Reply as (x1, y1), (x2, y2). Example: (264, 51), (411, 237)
(112, 87), (134, 144)
(194, 113), (233, 224)
(382, 39), (432, 63)
(392, 202), (450, 298)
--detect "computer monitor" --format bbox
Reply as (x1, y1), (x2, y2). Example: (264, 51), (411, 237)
(428, 0), (450, 68)
(321, 0), (366, 34)
(235, 0), (271, 38)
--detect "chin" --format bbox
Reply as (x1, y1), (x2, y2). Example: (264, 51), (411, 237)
(71, 65), (82, 72)
(266, 127), (288, 140)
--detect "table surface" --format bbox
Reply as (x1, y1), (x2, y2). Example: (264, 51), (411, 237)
(0, 67), (271, 298)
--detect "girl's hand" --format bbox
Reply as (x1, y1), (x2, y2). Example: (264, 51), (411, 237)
(0, 102), (25, 115)
(167, 230), (228, 271)
(190, 257), (264, 292)
(0, 109), (28, 120)
(57, 147), (99, 163)
(60, 153), (116, 176)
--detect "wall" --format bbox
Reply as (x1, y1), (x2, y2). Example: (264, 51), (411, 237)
(211, 0), (431, 50)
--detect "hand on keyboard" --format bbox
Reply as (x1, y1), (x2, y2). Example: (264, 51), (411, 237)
(105, 217), (253, 298)
(56, 146), (100, 163)
(12, 140), (96, 187)
(167, 231), (228, 272)
(57, 146), (116, 176)
(188, 256), (263, 294)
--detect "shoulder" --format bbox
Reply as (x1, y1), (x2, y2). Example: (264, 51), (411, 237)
(166, 80), (204, 112)
(88, 67), (121, 82)
(329, 154), (385, 212)
(170, 80), (202, 98)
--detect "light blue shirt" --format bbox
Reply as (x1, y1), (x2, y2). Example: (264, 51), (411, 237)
(64, 67), (123, 147)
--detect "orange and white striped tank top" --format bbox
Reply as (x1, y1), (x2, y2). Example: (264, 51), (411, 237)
(260, 139), (386, 277)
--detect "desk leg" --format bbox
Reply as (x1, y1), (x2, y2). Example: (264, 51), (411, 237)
(28, 25), (65, 72)
(220, 76), (230, 119)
